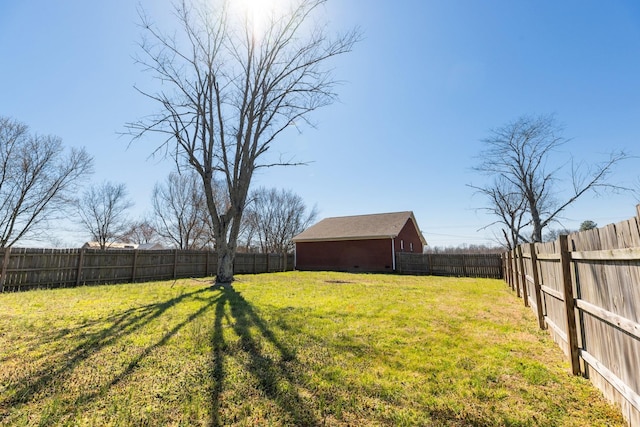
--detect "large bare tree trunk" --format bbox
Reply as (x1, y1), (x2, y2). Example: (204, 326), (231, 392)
(215, 240), (235, 284)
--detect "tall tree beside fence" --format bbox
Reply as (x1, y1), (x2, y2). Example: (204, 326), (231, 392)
(473, 114), (629, 248)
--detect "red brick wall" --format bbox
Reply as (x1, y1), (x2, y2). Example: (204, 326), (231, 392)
(295, 239), (393, 272)
(395, 218), (424, 254)
(295, 218), (424, 272)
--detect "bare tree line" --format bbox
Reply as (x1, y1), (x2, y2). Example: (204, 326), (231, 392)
(0, 115), (316, 253)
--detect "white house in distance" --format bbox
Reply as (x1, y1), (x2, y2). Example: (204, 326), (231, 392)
(81, 242), (164, 250)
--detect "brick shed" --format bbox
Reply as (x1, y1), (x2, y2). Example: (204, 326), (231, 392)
(292, 211), (427, 272)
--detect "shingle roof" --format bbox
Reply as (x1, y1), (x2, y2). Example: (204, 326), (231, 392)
(292, 211), (426, 244)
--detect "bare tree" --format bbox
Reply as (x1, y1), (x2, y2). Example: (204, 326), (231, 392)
(470, 176), (528, 250)
(473, 114), (629, 243)
(77, 182), (133, 249)
(151, 172), (216, 249)
(126, 0), (359, 283)
(243, 187), (317, 254)
(121, 219), (159, 244)
(0, 116), (93, 248)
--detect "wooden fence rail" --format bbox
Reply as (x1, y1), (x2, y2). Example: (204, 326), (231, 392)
(504, 205), (640, 426)
(396, 252), (503, 278)
(0, 249), (294, 292)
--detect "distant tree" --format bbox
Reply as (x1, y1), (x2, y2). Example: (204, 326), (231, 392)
(579, 220), (598, 231)
(77, 182), (133, 249)
(151, 172), (219, 250)
(0, 116), (93, 248)
(121, 219), (158, 244)
(543, 227), (575, 243)
(126, 0), (359, 283)
(243, 187), (318, 254)
(424, 244), (504, 254)
(473, 114), (629, 244)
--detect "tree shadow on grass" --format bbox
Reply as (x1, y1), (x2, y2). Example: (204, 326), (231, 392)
(0, 286), (217, 424)
(210, 283), (320, 426)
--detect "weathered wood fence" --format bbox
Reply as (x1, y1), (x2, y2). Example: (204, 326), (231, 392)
(396, 252), (503, 278)
(0, 249), (294, 292)
(504, 205), (640, 426)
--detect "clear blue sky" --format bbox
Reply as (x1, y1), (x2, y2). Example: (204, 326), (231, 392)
(1, 0), (639, 248)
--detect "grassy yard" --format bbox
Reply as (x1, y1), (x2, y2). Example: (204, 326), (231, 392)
(0, 272), (625, 426)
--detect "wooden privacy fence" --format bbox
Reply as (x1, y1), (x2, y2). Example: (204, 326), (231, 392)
(0, 249), (294, 292)
(504, 205), (640, 426)
(396, 252), (503, 278)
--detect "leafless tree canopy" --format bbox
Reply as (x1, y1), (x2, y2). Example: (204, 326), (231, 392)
(424, 244), (504, 254)
(121, 220), (159, 245)
(76, 182), (133, 249)
(472, 114), (629, 246)
(126, 0), (359, 282)
(151, 172), (217, 250)
(0, 116), (93, 248)
(242, 187), (317, 254)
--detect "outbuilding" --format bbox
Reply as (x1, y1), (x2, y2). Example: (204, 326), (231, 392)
(292, 211), (427, 272)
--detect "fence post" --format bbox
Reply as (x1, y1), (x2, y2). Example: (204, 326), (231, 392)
(517, 245), (529, 307)
(461, 254), (467, 277)
(173, 249), (179, 279)
(0, 247), (12, 292)
(75, 249), (85, 287)
(513, 249), (521, 298)
(510, 250), (516, 291)
(529, 243), (546, 330)
(131, 250), (139, 283)
(505, 251), (511, 289)
(559, 235), (580, 375)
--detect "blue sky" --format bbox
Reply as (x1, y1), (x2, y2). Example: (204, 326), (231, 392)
(1, 0), (639, 247)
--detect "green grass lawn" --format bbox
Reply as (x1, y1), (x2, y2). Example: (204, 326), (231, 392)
(0, 272), (625, 426)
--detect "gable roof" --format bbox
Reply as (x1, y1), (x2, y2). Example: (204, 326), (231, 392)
(292, 211), (426, 244)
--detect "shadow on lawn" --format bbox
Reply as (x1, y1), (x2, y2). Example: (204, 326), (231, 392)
(0, 287), (217, 424)
(1, 283), (320, 425)
(210, 283), (320, 427)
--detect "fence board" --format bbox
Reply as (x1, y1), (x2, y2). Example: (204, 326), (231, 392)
(0, 249), (294, 292)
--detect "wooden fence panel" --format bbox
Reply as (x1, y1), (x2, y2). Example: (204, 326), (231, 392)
(396, 253), (503, 278)
(0, 249), (293, 292)
(174, 250), (208, 278)
(132, 250), (176, 282)
(534, 240), (569, 355)
(569, 216), (640, 425)
(505, 205), (640, 426)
